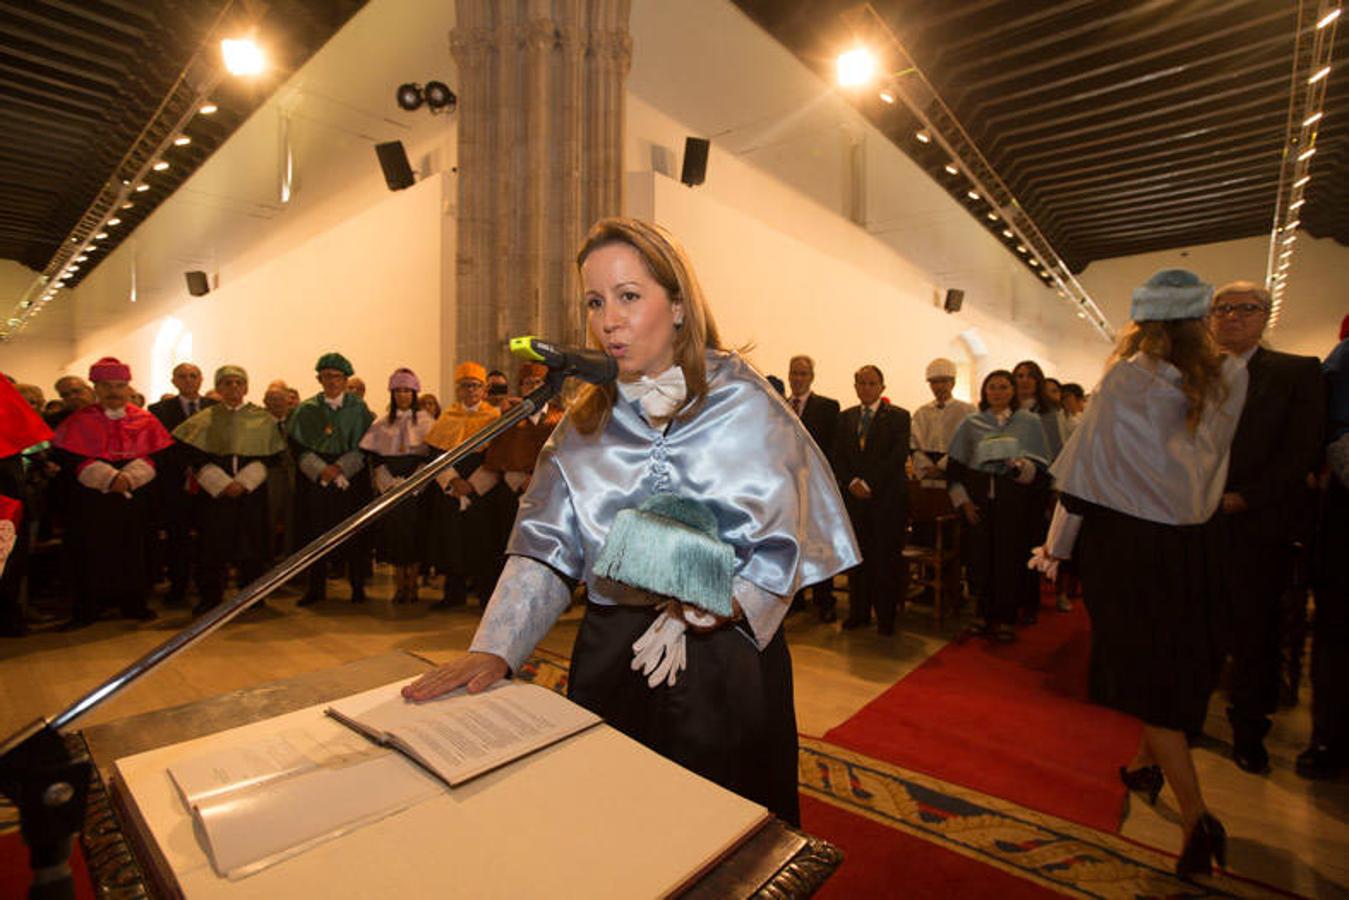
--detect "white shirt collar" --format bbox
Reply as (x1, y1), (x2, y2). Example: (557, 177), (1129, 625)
(323, 393), (345, 409)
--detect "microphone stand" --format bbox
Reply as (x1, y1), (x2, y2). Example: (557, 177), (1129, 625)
(0, 365), (577, 899)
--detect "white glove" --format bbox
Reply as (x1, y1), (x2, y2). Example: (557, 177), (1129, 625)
(1011, 457), (1036, 485)
(1027, 546), (1060, 581)
(631, 606), (688, 688)
(333, 473), (351, 491)
(373, 465), (396, 495)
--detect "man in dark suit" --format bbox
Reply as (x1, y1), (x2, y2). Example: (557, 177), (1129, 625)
(832, 364), (910, 635)
(148, 362), (217, 606)
(788, 355), (842, 621)
(1210, 282), (1326, 774)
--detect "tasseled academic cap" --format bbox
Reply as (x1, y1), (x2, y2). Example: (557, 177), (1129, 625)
(454, 361), (487, 383)
(388, 367), (421, 392)
(315, 352), (353, 376)
(214, 364), (247, 384)
(89, 356), (131, 382)
(593, 494), (736, 617)
(1130, 269), (1213, 322)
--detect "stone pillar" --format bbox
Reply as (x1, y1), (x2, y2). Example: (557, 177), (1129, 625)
(451, 0), (631, 373)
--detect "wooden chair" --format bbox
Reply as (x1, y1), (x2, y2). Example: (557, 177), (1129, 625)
(903, 484), (962, 626)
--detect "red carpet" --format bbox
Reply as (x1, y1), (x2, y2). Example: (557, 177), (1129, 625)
(0, 832), (95, 900)
(823, 598), (1142, 832)
(800, 795), (1058, 899)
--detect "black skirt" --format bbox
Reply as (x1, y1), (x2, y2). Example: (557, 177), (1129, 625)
(567, 603), (801, 826)
(1069, 495), (1225, 733)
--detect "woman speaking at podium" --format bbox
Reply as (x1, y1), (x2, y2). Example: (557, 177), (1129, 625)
(404, 218), (858, 824)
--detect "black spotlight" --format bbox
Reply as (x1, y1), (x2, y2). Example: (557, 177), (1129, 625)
(396, 83), (424, 111)
(424, 81), (457, 113)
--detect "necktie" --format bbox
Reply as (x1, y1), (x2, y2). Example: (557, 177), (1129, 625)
(858, 406), (873, 449)
(189, 399), (199, 415)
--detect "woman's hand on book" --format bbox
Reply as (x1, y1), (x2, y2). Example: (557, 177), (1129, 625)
(401, 652), (509, 701)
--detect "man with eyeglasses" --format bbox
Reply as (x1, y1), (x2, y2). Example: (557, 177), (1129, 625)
(1209, 281), (1325, 775)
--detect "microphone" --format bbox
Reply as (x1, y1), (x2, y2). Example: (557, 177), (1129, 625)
(510, 336), (618, 385)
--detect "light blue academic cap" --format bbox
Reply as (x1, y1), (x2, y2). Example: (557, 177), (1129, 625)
(1130, 269), (1214, 322)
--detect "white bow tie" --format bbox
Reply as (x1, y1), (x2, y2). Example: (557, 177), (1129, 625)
(617, 365), (687, 425)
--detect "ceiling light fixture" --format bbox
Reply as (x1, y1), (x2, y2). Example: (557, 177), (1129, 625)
(1318, 7), (1342, 28)
(199, 102), (219, 115)
(121, 202), (135, 209)
(1289, 198), (1306, 210)
(1297, 147), (1317, 161)
(985, 211), (998, 221)
(878, 88), (896, 104)
(107, 217), (121, 225)
(1309, 65), (1331, 84)
(173, 136), (192, 146)
(915, 130), (930, 143)
(943, 163), (958, 175)
(836, 47), (878, 87)
(1294, 175), (1312, 187)
(966, 190), (980, 200)
(1001, 228), (1013, 238)
(1304, 111), (1324, 127)
(152, 161), (169, 171)
(94, 232), (108, 240)
(221, 38), (266, 76)
(135, 183), (150, 192)
(1016, 245), (1028, 254)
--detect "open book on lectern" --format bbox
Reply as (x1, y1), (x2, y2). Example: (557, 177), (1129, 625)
(163, 680), (601, 878)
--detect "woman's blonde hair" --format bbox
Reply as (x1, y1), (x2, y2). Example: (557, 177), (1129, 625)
(1109, 318), (1226, 431)
(569, 217), (724, 435)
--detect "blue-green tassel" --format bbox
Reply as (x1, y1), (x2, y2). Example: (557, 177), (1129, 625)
(593, 495), (736, 616)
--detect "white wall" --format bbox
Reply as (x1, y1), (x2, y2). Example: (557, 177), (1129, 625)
(0, 260), (76, 391)
(68, 175), (446, 403)
(624, 0), (1113, 409)
(1077, 233), (1349, 364)
(4, 0), (460, 403)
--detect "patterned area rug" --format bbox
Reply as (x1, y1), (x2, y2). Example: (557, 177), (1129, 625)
(517, 652), (1298, 899)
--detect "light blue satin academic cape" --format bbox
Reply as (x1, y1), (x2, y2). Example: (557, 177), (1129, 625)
(507, 351), (861, 604)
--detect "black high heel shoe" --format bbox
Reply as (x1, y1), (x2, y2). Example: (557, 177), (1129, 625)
(1118, 764), (1164, 805)
(1176, 813), (1227, 879)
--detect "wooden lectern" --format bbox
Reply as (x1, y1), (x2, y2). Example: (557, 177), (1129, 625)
(74, 652), (841, 898)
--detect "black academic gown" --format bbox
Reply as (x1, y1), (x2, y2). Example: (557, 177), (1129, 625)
(185, 447), (283, 607)
(367, 452), (432, 566)
(52, 448), (161, 620)
(947, 457), (1048, 629)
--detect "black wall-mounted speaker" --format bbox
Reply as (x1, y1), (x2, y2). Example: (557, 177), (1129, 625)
(943, 288), (965, 313)
(375, 140), (416, 191)
(680, 137), (710, 187)
(185, 271), (209, 297)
